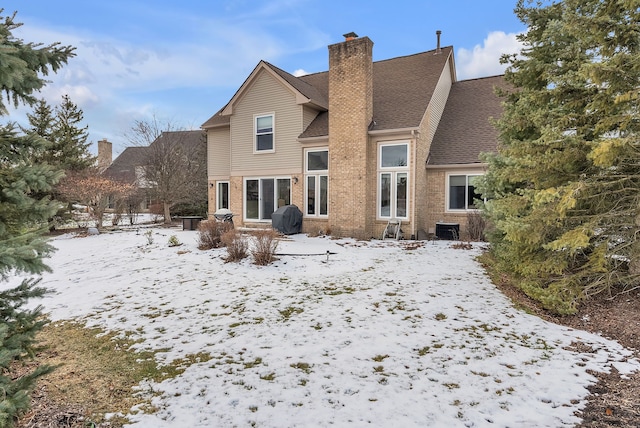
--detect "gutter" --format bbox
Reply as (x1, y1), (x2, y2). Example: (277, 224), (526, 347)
(425, 162), (488, 170)
(368, 127), (419, 136)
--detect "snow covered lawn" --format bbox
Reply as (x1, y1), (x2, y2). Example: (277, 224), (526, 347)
(20, 228), (640, 427)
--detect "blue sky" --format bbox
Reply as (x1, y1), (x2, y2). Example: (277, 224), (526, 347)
(4, 1), (526, 156)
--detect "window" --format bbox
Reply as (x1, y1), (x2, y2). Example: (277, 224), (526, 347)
(255, 114), (274, 152)
(216, 181), (229, 210)
(305, 149), (328, 217)
(378, 142), (409, 219)
(244, 177), (290, 221)
(448, 174), (482, 210)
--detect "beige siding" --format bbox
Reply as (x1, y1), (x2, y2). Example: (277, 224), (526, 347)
(207, 127), (230, 179)
(414, 56), (454, 237)
(302, 106), (319, 131)
(426, 56), (453, 143)
(230, 70), (303, 174)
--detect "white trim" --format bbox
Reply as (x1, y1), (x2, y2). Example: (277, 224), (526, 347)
(253, 112), (275, 153)
(243, 176), (291, 222)
(216, 181), (230, 211)
(445, 172), (484, 213)
(379, 141), (410, 170)
(377, 141), (410, 220)
(368, 127), (418, 136)
(298, 136), (329, 144)
(426, 162), (488, 170)
(304, 148), (329, 218)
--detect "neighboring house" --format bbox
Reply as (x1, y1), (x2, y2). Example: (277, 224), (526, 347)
(102, 130), (206, 212)
(202, 32), (506, 239)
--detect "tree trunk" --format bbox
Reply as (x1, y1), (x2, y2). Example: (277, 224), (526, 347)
(163, 201), (172, 224)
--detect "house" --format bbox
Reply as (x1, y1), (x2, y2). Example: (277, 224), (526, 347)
(101, 130), (207, 213)
(202, 32), (506, 239)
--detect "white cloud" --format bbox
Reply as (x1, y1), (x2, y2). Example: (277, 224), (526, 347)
(456, 31), (523, 80)
(293, 69), (309, 77)
(42, 84), (100, 107)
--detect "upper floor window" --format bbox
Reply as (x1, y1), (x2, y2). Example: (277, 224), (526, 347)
(448, 174), (482, 210)
(305, 149), (328, 217)
(255, 114), (274, 152)
(378, 142), (409, 219)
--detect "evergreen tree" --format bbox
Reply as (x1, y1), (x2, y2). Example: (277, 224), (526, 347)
(25, 98), (54, 142)
(481, 0), (640, 314)
(50, 94), (94, 172)
(0, 9), (74, 425)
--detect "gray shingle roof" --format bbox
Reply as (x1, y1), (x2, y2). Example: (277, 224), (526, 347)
(103, 130), (205, 183)
(203, 46), (455, 138)
(298, 46), (454, 138)
(428, 75), (506, 166)
(103, 146), (149, 183)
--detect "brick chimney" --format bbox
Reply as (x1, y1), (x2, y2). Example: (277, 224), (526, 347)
(97, 139), (112, 172)
(327, 32), (374, 238)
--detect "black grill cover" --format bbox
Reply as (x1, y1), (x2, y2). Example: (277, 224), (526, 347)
(271, 205), (303, 235)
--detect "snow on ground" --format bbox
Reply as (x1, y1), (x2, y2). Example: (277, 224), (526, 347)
(10, 227), (640, 427)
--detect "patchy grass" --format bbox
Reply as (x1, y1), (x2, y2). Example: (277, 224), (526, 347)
(290, 362), (313, 374)
(279, 306), (304, 320)
(16, 321), (210, 427)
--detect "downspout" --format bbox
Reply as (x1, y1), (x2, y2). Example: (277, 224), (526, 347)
(411, 129), (418, 239)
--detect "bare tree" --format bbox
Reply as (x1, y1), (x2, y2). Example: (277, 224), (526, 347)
(57, 169), (136, 230)
(123, 115), (180, 147)
(125, 116), (207, 224)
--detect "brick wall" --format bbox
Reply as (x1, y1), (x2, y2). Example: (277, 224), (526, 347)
(327, 36), (374, 239)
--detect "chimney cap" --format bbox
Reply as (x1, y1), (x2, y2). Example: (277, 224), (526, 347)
(343, 32), (358, 41)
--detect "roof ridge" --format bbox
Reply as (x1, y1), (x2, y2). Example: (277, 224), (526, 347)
(456, 74), (505, 83)
(372, 45), (453, 65)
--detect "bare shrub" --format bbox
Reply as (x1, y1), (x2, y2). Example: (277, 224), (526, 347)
(221, 229), (248, 262)
(197, 220), (233, 250)
(251, 229), (280, 265)
(467, 211), (487, 242)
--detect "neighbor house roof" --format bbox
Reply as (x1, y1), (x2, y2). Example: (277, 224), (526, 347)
(151, 130), (205, 151)
(103, 146), (149, 183)
(428, 75), (506, 166)
(103, 130), (205, 183)
(202, 46), (455, 138)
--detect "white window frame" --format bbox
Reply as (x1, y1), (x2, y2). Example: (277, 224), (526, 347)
(216, 181), (230, 211)
(254, 113), (275, 153)
(243, 176), (291, 222)
(377, 141), (410, 220)
(445, 173), (483, 212)
(304, 148), (329, 218)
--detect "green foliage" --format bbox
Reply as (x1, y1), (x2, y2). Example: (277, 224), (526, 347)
(24, 95), (94, 227)
(50, 94), (94, 172)
(0, 11), (75, 115)
(0, 9), (74, 425)
(481, 0), (640, 314)
(0, 125), (63, 278)
(167, 235), (181, 247)
(24, 98), (54, 142)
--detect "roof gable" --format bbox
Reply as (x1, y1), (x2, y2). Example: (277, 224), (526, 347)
(220, 61), (327, 116)
(203, 45), (455, 135)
